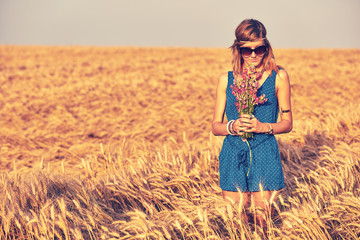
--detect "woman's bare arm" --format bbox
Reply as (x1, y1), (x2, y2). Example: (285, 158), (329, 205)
(212, 73), (230, 136)
(273, 68), (293, 134)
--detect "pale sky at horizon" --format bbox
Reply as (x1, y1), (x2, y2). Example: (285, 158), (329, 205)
(1, 0), (359, 48)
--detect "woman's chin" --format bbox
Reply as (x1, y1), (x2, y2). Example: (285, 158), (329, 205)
(246, 61), (261, 67)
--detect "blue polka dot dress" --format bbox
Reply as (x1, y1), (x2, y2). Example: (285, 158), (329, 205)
(218, 71), (285, 192)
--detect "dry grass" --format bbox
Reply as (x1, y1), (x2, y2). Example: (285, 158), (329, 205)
(0, 45), (360, 239)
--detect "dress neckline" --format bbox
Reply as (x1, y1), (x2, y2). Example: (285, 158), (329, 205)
(258, 71), (272, 90)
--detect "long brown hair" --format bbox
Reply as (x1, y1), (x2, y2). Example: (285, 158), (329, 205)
(230, 19), (279, 77)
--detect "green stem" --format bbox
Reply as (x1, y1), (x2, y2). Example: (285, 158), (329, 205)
(245, 140), (252, 176)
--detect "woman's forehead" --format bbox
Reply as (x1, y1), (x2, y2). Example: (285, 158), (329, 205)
(241, 40), (265, 48)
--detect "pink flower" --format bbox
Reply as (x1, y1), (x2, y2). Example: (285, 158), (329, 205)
(230, 64), (268, 138)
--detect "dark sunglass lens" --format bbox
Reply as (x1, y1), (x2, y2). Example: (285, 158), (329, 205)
(240, 47), (252, 56)
(255, 46), (266, 55)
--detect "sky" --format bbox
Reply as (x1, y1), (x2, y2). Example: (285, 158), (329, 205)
(0, 0), (359, 48)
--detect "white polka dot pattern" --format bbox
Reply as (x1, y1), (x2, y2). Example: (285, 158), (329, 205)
(219, 71), (285, 192)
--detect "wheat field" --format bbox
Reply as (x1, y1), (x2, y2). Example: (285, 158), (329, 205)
(0, 45), (360, 239)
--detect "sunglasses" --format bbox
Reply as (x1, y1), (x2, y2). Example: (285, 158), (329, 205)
(239, 45), (267, 57)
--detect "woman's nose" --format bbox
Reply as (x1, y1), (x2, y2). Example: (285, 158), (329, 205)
(251, 50), (256, 57)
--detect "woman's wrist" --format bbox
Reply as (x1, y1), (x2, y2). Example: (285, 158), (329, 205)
(260, 122), (268, 133)
(264, 122), (273, 134)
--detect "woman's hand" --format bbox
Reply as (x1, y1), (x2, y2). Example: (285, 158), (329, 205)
(238, 114), (268, 134)
(232, 118), (248, 136)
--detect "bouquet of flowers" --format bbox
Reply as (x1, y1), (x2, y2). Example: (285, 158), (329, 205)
(230, 64), (268, 138)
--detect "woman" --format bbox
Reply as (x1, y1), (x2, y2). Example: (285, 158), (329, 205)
(212, 19), (292, 223)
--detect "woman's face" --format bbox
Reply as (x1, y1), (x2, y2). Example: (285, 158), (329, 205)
(240, 40), (267, 69)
